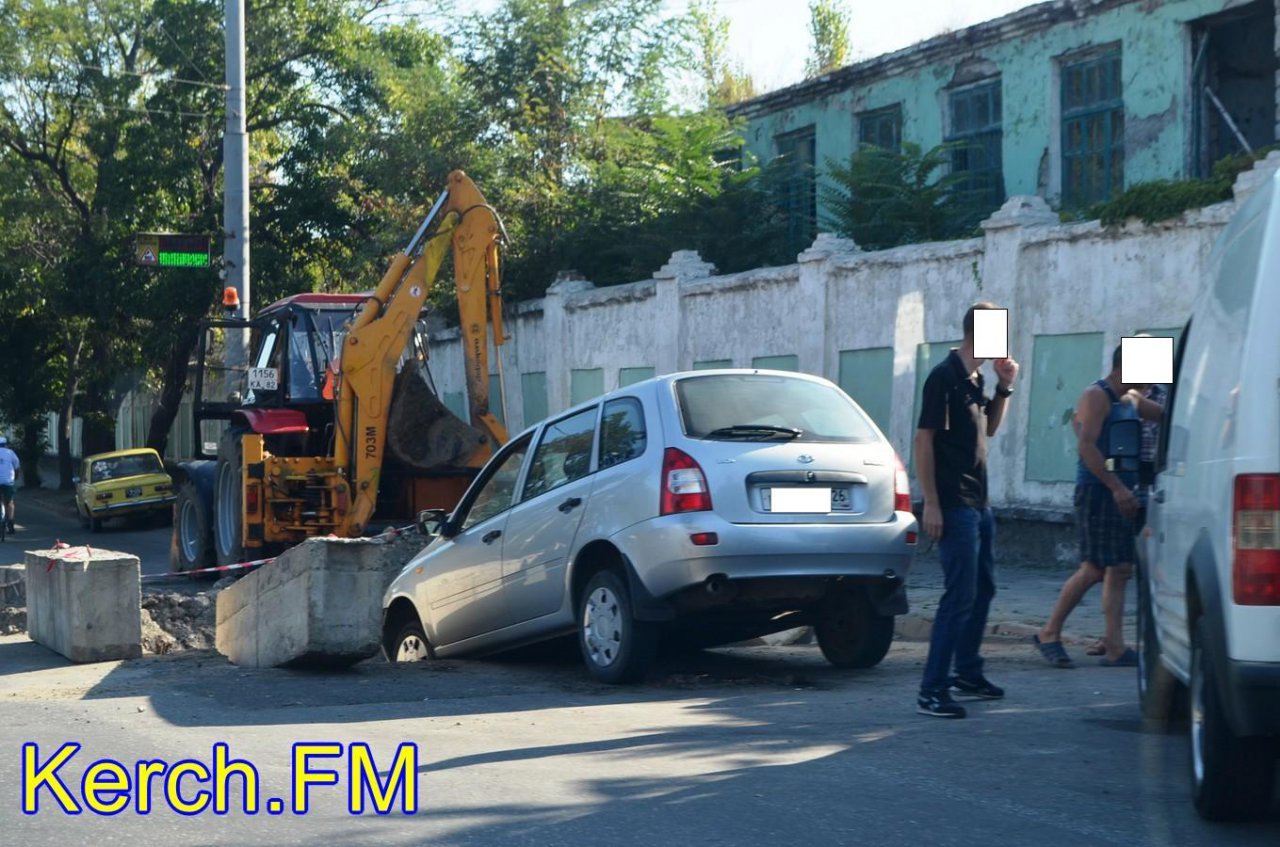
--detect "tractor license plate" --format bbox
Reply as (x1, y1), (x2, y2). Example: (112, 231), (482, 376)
(126, 487), (142, 498)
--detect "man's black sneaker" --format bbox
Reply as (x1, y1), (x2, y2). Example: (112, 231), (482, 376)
(917, 690), (967, 719)
(951, 675), (1005, 700)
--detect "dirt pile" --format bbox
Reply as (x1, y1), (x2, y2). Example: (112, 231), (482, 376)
(0, 606), (25, 635)
(140, 576), (236, 654)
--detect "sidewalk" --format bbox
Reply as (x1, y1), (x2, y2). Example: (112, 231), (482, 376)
(901, 554), (1135, 650)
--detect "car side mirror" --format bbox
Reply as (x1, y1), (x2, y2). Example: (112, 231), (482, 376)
(1106, 417), (1142, 473)
(416, 508), (449, 538)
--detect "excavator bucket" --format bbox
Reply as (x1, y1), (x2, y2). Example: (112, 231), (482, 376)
(386, 359), (490, 473)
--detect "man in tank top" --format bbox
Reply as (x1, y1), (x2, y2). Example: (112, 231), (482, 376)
(1035, 343), (1164, 668)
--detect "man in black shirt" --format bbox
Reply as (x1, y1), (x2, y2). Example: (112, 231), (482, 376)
(915, 302), (1019, 718)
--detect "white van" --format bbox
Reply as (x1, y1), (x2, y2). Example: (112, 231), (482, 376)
(1138, 168), (1280, 821)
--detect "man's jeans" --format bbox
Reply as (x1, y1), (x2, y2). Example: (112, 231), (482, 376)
(921, 506), (996, 693)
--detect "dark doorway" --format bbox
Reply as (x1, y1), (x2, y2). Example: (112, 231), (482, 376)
(1191, 1), (1278, 176)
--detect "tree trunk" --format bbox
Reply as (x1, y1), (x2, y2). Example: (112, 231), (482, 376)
(18, 416), (44, 489)
(57, 332), (85, 490)
(145, 320), (201, 458)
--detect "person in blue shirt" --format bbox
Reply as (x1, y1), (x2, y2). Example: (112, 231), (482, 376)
(0, 436), (21, 533)
(1035, 344), (1163, 668)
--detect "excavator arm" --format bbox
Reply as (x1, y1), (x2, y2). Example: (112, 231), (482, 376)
(333, 171), (509, 534)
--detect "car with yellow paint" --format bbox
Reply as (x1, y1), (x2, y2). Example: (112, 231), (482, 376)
(74, 448), (175, 531)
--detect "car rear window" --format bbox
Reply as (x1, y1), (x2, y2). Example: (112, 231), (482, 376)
(90, 453), (164, 482)
(675, 374), (879, 443)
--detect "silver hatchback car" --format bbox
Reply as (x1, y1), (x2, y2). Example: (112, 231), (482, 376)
(382, 370), (919, 683)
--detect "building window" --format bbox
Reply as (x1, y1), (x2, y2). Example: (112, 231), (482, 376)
(774, 126), (816, 255)
(947, 80), (1004, 209)
(857, 104), (903, 152)
(1061, 50), (1124, 207)
(751, 354), (799, 372)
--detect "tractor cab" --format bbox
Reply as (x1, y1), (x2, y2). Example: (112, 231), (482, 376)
(192, 293), (368, 460)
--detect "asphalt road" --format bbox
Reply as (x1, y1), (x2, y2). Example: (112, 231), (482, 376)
(4, 487), (176, 578)
(0, 636), (1276, 846)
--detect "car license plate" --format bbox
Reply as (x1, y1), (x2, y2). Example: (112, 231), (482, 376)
(768, 487), (831, 513)
(764, 487), (854, 513)
(126, 486), (142, 498)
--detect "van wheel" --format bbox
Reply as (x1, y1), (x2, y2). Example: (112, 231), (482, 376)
(579, 570), (656, 684)
(815, 587), (894, 669)
(1189, 617), (1277, 820)
(1136, 566), (1185, 727)
(391, 620), (432, 664)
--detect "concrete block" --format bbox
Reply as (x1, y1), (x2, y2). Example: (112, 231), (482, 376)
(216, 530), (426, 668)
(24, 547), (141, 662)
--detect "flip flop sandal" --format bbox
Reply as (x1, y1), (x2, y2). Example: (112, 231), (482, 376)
(1034, 635), (1075, 669)
(1099, 647), (1139, 667)
(1086, 640), (1106, 656)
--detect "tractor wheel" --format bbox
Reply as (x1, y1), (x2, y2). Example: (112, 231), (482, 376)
(213, 429), (247, 567)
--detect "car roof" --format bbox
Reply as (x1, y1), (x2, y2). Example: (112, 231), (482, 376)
(513, 368), (833, 437)
(83, 448), (163, 462)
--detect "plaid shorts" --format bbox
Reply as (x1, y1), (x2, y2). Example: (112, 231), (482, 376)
(1074, 484), (1136, 567)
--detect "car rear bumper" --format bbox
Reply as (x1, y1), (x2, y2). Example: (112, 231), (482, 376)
(1224, 659), (1280, 737)
(614, 511), (917, 601)
(89, 495), (176, 515)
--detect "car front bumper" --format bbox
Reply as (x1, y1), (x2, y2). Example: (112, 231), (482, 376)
(613, 511), (918, 601)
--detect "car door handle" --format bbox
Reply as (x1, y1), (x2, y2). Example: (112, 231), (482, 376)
(1154, 489), (1165, 503)
(558, 497), (582, 514)
(482, 530), (502, 544)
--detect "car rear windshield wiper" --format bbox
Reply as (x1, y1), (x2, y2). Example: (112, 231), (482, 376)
(702, 425), (802, 441)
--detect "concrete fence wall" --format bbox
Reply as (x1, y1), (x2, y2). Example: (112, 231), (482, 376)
(425, 155), (1280, 515)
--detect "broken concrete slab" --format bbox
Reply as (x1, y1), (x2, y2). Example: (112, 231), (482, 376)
(24, 547), (142, 662)
(216, 530), (426, 669)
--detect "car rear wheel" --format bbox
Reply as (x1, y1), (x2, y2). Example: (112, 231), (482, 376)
(579, 569), (656, 684)
(815, 586), (895, 669)
(1136, 565), (1185, 727)
(391, 620), (432, 664)
(1189, 617), (1277, 821)
(172, 479), (213, 572)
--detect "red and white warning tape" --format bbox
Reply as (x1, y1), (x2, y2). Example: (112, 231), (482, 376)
(138, 522), (419, 581)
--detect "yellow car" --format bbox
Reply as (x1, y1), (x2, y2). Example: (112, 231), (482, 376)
(74, 448), (175, 532)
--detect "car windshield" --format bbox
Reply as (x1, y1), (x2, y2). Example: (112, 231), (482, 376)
(675, 374), (878, 443)
(90, 454), (163, 482)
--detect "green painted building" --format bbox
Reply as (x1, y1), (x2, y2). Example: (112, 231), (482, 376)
(730, 0), (1279, 249)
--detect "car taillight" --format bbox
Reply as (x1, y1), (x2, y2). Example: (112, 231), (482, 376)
(1233, 474), (1280, 606)
(155, 482), (172, 493)
(660, 447), (712, 516)
(96, 492), (112, 501)
(894, 454), (912, 513)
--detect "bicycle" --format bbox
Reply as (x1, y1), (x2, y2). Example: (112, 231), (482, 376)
(0, 499), (7, 543)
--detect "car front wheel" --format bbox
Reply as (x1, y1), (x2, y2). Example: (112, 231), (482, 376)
(1189, 617), (1277, 821)
(815, 586), (895, 669)
(578, 569), (656, 685)
(391, 620), (432, 664)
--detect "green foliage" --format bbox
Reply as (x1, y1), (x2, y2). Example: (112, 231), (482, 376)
(689, 0), (756, 107)
(821, 142), (992, 250)
(804, 0), (851, 79)
(1085, 148), (1278, 226)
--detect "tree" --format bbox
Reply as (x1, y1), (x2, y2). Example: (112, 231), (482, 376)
(821, 142), (988, 250)
(689, 0), (756, 107)
(804, 0), (851, 79)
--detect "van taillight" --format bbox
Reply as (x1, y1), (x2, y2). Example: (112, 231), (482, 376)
(661, 448), (712, 516)
(1232, 474), (1280, 605)
(894, 454), (912, 513)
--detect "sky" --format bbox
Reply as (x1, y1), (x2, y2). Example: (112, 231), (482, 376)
(694, 0), (1039, 92)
